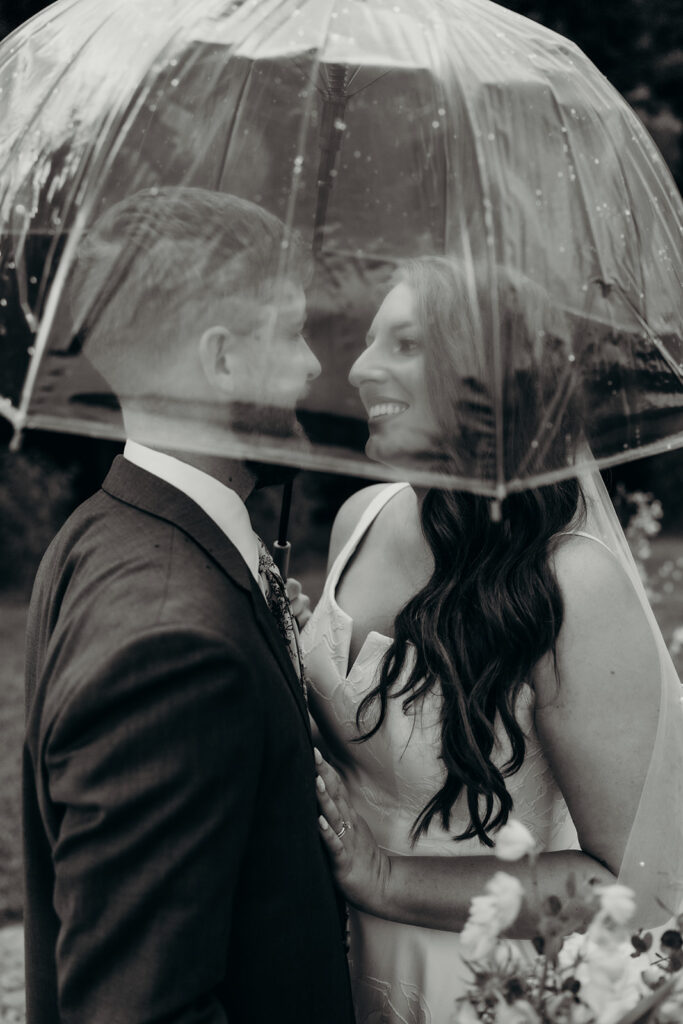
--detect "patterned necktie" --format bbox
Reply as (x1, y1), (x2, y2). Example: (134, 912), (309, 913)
(256, 537), (307, 701)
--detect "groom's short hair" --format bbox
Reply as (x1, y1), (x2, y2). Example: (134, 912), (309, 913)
(69, 187), (310, 390)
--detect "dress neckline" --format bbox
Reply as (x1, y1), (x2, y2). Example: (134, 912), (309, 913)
(325, 482), (410, 677)
(322, 493), (612, 683)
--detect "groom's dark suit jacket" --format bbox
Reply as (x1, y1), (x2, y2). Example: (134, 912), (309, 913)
(23, 456), (354, 1024)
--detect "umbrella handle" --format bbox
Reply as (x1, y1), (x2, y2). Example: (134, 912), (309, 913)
(273, 539), (291, 579)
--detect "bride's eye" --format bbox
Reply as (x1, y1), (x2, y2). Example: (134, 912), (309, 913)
(395, 337), (421, 354)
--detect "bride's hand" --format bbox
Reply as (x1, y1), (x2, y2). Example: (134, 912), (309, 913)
(314, 749), (391, 914)
(285, 577), (312, 629)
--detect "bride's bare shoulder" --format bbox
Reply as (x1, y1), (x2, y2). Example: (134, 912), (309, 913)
(327, 483), (403, 571)
(544, 531), (657, 685)
(550, 532), (631, 602)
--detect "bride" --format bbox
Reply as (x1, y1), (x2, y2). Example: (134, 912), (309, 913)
(301, 257), (683, 1024)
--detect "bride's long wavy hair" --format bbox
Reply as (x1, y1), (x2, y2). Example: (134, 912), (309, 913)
(356, 258), (586, 846)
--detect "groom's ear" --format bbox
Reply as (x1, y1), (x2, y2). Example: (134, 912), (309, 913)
(198, 326), (238, 394)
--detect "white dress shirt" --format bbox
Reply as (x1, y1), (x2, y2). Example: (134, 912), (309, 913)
(123, 440), (261, 582)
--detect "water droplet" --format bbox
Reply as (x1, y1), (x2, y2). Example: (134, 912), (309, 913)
(0, 298), (6, 306)
(334, 119), (346, 131)
(353, 150), (361, 158)
(170, 78), (179, 88)
(432, 121), (441, 130)
(568, 354), (576, 362)
(437, 107), (446, 116)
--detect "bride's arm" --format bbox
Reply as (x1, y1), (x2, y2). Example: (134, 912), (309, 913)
(533, 535), (660, 883)
(316, 755), (613, 938)
(316, 536), (660, 936)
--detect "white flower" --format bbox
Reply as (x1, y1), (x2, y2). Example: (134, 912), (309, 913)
(451, 999), (482, 1024)
(596, 884), (636, 926)
(566, 1004), (595, 1024)
(557, 930), (587, 970)
(460, 918), (498, 961)
(494, 998), (541, 1023)
(460, 874), (524, 962)
(494, 819), (537, 861)
(657, 999), (683, 1024)
(642, 964), (668, 988)
(572, 933), (645, 1024)
(461, 894), (499, 960)
(486, 872), (524, 930)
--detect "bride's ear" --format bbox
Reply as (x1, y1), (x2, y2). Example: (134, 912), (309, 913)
(198, 326), (237, 393)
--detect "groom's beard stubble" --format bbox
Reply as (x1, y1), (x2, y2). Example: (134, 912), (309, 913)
(229, 399), (303, 440)
(230, 399), (305, 489)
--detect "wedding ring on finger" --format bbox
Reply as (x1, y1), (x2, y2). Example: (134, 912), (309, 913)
(335, 820), (350, 839)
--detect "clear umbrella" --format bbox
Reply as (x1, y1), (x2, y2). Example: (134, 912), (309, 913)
(0, 0), (681, 504)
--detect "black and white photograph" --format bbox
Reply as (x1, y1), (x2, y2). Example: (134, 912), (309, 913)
(1, 1), (683, 1021)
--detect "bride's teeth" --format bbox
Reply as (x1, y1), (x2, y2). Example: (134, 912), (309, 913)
(369, 402), (407, 420)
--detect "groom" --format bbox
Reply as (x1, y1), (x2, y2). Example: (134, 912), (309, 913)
(23, 187), (355, 1023)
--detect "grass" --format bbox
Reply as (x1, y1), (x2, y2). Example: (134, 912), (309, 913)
(1, 534), (682, 927)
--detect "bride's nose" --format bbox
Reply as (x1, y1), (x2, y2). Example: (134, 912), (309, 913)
(348, 345), (387, 389)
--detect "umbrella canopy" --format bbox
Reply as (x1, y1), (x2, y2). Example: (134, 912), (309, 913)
(1, 0), (682, 497)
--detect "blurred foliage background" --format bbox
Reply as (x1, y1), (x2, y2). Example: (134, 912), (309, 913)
(0, 0), (682, 928)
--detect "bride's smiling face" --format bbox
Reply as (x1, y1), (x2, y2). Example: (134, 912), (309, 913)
(348, 281), (441, 467)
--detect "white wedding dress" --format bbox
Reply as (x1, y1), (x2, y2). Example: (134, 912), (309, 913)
(301, 482), (583, 1024)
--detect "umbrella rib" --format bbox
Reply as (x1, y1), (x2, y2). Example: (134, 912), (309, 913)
(213, 63), (254, 192)
(442, 38), (506, 495)
(344, 68), (391, 98)
(546, 89), (608, 283)
(420, 18), (451, 256)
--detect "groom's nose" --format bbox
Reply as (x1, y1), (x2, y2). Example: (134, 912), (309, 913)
(299, 337), (322, 381)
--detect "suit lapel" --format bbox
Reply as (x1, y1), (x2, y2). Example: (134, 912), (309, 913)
(102, 456), (310, 733)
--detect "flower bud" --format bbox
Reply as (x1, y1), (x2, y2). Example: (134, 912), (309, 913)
(596, 884), (636, 925)
(486, 872), (524, 930)
(494, 819), (536, 861)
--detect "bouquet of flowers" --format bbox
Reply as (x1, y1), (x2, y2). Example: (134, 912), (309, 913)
(455, 821), (683, 1024)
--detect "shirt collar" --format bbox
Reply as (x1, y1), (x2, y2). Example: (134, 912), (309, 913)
(123, 440), (260, 581)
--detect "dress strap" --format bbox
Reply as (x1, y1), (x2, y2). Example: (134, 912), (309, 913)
(556, 529), (614, 556)
(326, 482), (411, 597)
